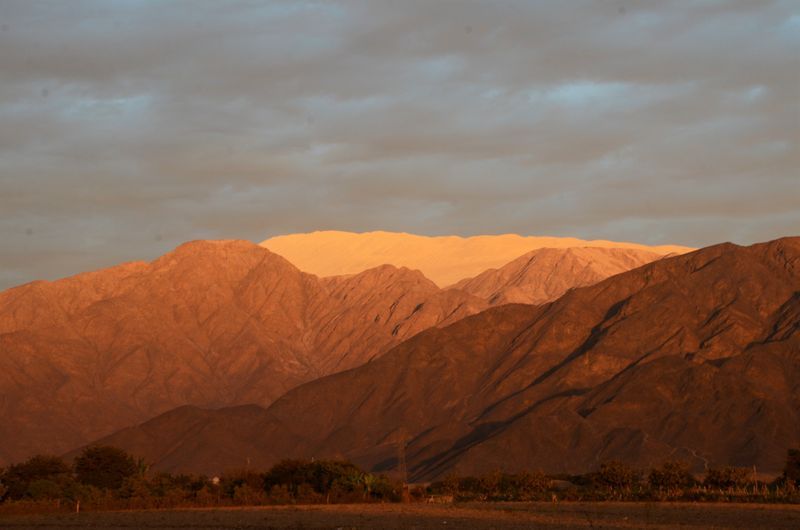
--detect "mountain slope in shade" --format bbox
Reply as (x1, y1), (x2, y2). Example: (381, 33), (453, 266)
(87, 238), (800, 478)
(452, 247), (663, 305)
(0, 240), (486, 465)
(261, 230), (692, 287)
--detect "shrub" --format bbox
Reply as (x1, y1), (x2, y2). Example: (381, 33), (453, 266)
(295, 483), (323, 504)
(439, 471), (551, 501)
(194, 485), (220, 506)
(441, 474), (460, 495)
(118, 475), (152, 501)
(262, 459), (365, 498)
(598, 461), (638, 493)
(369, 475), (402, 502)
(0, 455), (72, 500)
(262, 459), (310, 496)
(477, 471), (502, 500)
(648, 461), (695, 496)
(513, 471), (551, 500)
(409, 484), (427, 501)
(74, 446), (137, 490)
(784, 449), (800, 486)
(221, 470), (264, 499)
(26, 479), (63, 501)
(233, 483), (265, 505)
(704, 466), (754, 490)
(267, 484), (292, 504)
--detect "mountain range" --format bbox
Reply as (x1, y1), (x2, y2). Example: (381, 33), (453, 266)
(71, 237), (800, 479)
(261, 231), (690, 287)
(0, 233), (671, 465)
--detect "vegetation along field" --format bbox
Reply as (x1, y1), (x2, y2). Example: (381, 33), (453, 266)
(2, 446), (800, 528)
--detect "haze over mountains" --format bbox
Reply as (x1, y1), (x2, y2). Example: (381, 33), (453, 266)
(0, 232), (673, 465)
(87, 237), (800, 479)
(262, 231), (691, 287)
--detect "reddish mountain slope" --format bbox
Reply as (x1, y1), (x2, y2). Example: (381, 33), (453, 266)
(87, 238), (800, 478)
(1, 237), (671, 465)
(0, 240), (486, 464)
(452, 247), (664, 305)
(314, 266), (486, 374)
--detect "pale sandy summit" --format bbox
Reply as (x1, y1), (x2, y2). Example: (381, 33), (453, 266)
(261, 230), (694, 286)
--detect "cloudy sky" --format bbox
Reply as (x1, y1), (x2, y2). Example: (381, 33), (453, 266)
(1, 1), (798, 289)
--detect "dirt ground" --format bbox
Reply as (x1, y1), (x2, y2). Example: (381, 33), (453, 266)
(1, 501), (799, 529)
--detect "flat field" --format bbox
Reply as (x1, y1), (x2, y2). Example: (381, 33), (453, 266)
(2, 501), (799, 529)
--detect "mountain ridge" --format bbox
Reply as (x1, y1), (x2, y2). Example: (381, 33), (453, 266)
(452, 246), (664, 305)
(80, 237), (800, 479)
(261, 230), (693, 286)
(0, 240), (481, 464)
(0, 236), (672, 465)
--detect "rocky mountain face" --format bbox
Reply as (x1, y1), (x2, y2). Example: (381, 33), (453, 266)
(314, 266), (486, 375)
(0, 240), (486, 464)
(452, 246), (663, 305)
(87, 238), (800, 479)
(261, 230), (691, 287)
(0, 235), (673, 465)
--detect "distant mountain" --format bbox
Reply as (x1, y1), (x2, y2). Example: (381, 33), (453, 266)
(87, 238), (800, 479)
(261, 231), (692, 287)
(0, 240), (483, 464)
(452, 246), (663, 305)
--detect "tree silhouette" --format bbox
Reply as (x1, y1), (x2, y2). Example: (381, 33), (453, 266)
(0, 455), (71, 500)
(647, 461), (695, 494)
(784, 448), (800, 486)
(598, 461), (638, 493)
(74, 446), (137, 490)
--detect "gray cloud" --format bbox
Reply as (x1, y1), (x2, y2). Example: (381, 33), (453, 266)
(0, 0), (798, 289)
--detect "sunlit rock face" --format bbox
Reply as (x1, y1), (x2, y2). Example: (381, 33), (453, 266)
(261, 230), (693, 287)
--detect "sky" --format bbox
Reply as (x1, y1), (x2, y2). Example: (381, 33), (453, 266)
(0, 1), (798, 289)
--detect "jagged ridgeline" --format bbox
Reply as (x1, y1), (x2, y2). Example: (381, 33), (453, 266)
(71, 238), (799, 480)
(0, 233), (677, 465)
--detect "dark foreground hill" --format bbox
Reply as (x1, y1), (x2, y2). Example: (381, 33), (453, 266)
(86, 237), (800, 479)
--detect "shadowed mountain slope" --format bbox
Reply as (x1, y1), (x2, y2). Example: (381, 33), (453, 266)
(261, 230), (691, 287)
(87, 237), (800, 478)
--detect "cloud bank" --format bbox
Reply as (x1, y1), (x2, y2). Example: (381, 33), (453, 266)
(1, 1), (798, 288)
